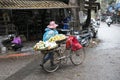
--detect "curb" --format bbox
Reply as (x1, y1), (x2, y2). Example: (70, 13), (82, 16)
(0, 51), (37, 59)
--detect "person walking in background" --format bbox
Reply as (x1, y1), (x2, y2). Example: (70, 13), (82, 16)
(62, 16), (71, 29)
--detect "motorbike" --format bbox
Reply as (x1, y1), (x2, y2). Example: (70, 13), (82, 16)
(107, 22), (112, 27)
(1, 34), (23, 51)
(106, 16), (112, 27)
(73, 30), (92, 47)
(90, 18), (99, 38)
(59, 28), (92, 47)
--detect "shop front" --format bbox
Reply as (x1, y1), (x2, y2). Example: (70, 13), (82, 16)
(0, 0), (78, 41)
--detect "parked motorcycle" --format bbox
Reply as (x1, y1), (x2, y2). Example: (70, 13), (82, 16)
(2, 34), (15, 49)
(59, 29), (92, 47)
(90, 18), (99, 38)
(1, 34), (23, 51)
(73, 30), (92, 47)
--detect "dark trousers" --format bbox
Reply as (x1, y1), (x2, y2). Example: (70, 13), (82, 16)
(12, 43), (23, 51)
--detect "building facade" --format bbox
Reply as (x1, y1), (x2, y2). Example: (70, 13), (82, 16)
(0, 0), (100, 41)
(0, 0), (80, 40)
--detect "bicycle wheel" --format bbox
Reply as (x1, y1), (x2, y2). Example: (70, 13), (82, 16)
(42, 52), (61, 73)
(70, 48), (85, 65)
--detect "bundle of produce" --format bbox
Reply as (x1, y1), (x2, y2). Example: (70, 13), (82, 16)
(48, 34), (66, 42)
(45, 41), (58, 50)
(33, 41), (46, 50)
(33, 41), (58, 51)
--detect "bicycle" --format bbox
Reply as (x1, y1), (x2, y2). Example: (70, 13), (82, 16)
(39, 38), (85, 73)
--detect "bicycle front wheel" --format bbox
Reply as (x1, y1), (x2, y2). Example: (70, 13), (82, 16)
(70, 48), (85, 65)
(42, 52), (61, 73)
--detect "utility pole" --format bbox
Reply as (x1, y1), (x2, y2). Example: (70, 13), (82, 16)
(82, 0), (100, 29)
(69, 0), (80, 30)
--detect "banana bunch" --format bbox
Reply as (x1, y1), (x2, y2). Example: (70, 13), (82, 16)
(33, 41), (46, 50)
(33, 41), (58, 51)
(45, 41), (58, 50)
(33, 34), (66, 51)
(48, 34), (66, 42)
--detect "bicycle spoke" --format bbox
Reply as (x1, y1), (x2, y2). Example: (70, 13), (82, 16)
(70, 48), (85, 65)
(42, 52), (61, 73)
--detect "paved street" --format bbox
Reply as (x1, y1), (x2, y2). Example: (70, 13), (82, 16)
(0, 22), (120, 80)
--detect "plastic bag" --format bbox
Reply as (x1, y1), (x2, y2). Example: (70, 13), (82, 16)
(66, 36), (82, 51)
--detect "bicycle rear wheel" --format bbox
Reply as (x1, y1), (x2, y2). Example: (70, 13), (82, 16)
(42, 52), (61, 73)
(70, 48), (85, 65)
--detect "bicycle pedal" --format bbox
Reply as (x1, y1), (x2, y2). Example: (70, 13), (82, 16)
(58, 56), (66, 60)
(40, 64), (43, 67)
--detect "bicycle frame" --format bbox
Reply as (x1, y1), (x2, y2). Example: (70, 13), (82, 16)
(40, 40), (85, 73)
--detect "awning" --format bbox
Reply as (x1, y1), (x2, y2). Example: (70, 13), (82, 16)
(0, 0), (78, 9)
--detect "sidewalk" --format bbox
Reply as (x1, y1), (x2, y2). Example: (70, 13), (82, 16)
(0, 38), (101, 59)
(0, 41), (38, 59)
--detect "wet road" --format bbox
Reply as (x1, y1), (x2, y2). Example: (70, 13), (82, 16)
(97, 23), (120, 49)
(0, 22), (120, 80)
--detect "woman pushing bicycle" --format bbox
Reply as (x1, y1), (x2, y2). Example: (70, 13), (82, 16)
(34, 21), (85, 73)
(40, 21), (59, 68)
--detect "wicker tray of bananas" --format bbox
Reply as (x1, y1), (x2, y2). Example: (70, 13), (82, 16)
(48, 34), (66, 42)
(33, 41), (58, 51)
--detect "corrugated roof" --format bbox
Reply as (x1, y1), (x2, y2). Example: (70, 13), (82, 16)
(0, 0), (78, 9)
